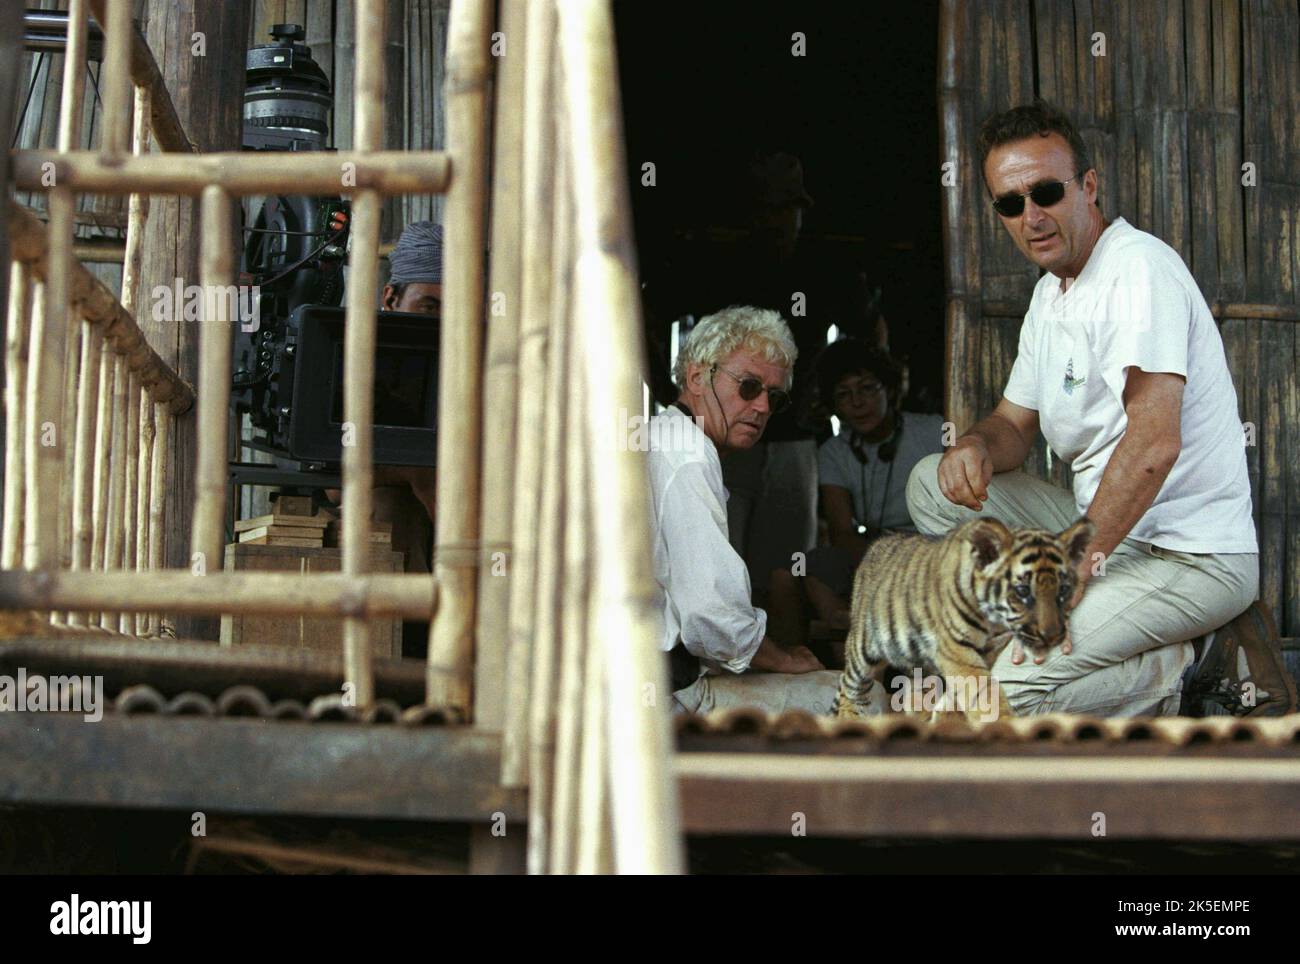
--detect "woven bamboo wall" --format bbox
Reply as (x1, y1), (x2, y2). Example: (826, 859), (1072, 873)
(941, 0), (1300, 635)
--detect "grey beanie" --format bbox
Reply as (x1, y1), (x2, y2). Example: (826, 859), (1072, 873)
(388, 221), (443, 285)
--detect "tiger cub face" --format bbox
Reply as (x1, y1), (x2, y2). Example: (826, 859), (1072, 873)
(968, 516), (1094, 664)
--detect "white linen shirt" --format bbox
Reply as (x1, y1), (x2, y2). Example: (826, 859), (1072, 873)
(646, 405), (766, 674)
(1002, 217), (1256, 553)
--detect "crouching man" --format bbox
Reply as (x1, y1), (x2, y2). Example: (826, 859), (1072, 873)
(648, 306), (856, 715)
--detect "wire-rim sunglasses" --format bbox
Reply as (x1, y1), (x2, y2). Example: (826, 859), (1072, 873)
(711, 364), (792, 414)
(990, 172), (1083, 218)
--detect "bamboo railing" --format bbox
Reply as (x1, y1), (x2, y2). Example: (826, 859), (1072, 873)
(3, 0), (682, 874)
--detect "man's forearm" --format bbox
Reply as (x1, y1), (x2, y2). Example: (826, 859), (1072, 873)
(958, 412), (1031, 472)
(1083, 431), (1178, 559)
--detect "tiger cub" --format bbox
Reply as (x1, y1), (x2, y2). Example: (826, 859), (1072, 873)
(833, 516), (1094, 721)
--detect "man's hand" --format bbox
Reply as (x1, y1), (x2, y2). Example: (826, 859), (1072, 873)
(938, 436), (994, 510)
(749, 637), (825, 674)
(1069, 553), (1095, 609)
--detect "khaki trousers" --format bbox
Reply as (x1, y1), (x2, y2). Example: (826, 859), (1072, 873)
(672, 669), (855, 716)
(905, 453), (1258, 716)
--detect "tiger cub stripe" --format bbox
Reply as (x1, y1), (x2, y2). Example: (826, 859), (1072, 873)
(834, 516), (1094, 721)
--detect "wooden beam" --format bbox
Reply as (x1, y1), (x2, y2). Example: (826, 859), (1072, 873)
(0, 569), (437, 619)
(677, 753), (1300, 839)
(13, 150), (452, 197)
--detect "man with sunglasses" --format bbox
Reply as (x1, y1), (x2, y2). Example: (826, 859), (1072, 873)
(906, 100), (1292, 717)
(648, 306), (854, 715)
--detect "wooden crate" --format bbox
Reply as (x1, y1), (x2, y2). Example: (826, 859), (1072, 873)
(219, 543), (406, 659)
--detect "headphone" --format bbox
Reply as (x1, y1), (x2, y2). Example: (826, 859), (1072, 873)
(849, 409), (903, 534)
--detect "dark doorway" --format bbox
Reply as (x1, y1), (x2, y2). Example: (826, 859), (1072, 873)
(614, 0), (944, 411)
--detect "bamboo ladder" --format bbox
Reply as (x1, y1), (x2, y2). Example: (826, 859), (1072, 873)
(4, 0), (682, 874)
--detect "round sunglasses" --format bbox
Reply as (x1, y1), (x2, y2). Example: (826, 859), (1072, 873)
(712, 365), (792, 414)
(991, 172), (1083, 218)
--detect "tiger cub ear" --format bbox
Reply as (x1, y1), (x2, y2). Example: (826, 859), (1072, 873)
(965, 517), (1013, 570)
(1057, 517), (1095, 566)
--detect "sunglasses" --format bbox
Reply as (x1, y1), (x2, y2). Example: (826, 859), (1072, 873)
(991, 172), (1082, 218)
(712, 365), (791, 414)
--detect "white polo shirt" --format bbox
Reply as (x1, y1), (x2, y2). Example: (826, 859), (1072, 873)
(1002, 217), (1256, 553)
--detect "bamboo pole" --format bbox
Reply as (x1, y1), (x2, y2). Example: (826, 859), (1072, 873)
(557, 0), (684, 875)
(68, 321), (101, 626)
(339, 0), (387, 707)
(118, 370), (140, 633)
(551, 214), (591, 875)
(120, 85), (151, 321)
(502, 0), (558, 789)
(13, 151), (451, 198)
(8, 202), (192, 413)
(0, 570), (437, 618)
(2, 262), (31, 570)
(55, 288), (83, 611)
(191, 186), (234, 581)
(89, 338), (114, 626)
(57, 0), (89, 153)
(576, 586), (612, 874)
(427, 0), (492, 715)
(146, 401), (168, 635)
(527, 100), (572, 875)
(98, 0), (132, 159)
(102, 353), (128, 627)
(473, 0), (527, 735)
(134, 387), (154, 634)
(24, 189), (72, 574)
(86, 0), (193, 154)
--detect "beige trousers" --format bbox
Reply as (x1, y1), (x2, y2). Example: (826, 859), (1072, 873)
(672, 669), (853, 716)
(905, 453), (1259, 717)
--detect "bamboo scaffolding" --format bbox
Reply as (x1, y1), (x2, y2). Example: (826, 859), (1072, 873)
(98, 0), (131, 159)
(0, 571), (437, 618)
(336, 0), (389, 708)
(68, 321), (101, 627)
(557, 0), (684, 875)
(2, 262), (31, 570)
(527, 103), (572, 875)
(8, 203), (193, 413)
(501, 0), (558, 789)
(427, 0), (492, 715)
(191, 186), (234, 580)
(24, 189), (72, 574)
(473, 0), (527, 733)
(13, 151), (451, 198)
(86, 0), (193, 154)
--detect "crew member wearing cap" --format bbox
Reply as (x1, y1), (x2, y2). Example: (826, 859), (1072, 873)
(383, 220), (443, 316)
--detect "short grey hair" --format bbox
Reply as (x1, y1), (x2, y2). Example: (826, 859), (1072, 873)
(672, 305), (797, 390)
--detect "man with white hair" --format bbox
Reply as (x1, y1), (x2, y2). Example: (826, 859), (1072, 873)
(647, 305), (850, 714)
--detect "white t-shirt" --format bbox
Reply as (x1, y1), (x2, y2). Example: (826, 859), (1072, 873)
(645, 406), (766, 673)
(817, 411), (948, 531)
(1003, 217), (1256, 553)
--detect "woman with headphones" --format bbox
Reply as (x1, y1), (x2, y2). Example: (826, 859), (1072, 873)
(766, 338), (947, 664)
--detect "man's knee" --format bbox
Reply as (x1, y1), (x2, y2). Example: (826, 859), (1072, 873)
(906, 452), (945, 528)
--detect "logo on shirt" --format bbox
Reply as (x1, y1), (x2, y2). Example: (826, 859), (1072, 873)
(1062, 358), (1087, 395)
